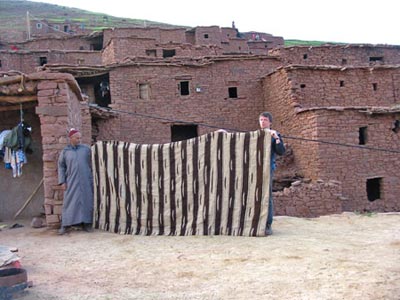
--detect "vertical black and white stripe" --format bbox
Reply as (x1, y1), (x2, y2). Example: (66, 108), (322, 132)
(92, 130), (271, 236)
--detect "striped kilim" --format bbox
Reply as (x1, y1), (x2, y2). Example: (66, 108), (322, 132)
(92, 129), (271, 236)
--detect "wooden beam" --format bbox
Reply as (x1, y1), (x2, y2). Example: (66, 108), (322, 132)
(0, 95), (38, 103)
(0, 102), (37, 112)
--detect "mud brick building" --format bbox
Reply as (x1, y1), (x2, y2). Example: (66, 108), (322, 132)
(0, 23), (399, 226)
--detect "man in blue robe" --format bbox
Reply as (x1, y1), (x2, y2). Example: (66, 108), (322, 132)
(57, 128), (93, 235)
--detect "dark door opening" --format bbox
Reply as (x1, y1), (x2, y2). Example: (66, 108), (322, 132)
(171, 125), (198, 142)
(366, 177), (382, 201)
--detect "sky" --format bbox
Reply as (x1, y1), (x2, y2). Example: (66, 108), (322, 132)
(30, 0), (398, 45)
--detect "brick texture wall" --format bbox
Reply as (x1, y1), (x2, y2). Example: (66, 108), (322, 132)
(263, 66), (400, 214)
(270, 45), (400, 66)
(95, 57), (281, 144)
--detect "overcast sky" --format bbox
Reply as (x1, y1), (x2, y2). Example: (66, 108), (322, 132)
(30, 0), (398, 45)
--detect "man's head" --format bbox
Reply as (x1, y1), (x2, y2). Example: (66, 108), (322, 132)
(259, 112), (273, 129)
(68, 128), (81, 146)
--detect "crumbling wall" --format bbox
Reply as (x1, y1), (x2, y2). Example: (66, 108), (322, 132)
(275, 179), (343, 217)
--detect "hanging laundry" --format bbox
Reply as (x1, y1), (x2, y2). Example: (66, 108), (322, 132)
(10, 149), (27, 178)
(3, 122), (32, 152)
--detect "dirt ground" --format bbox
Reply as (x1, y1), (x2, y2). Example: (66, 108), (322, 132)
(1, 212), (399, 300)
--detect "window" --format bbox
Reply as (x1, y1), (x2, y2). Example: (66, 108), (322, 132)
(366, 177), (382, 201)
(341, 58), (347, 65)
(64, 25), (69, 32)
(340, 80), (345, 87)
(179, 81), (190, 96)
(204, 34), (209, 39)
(171, 125), (198, 142)
(36, 23), (42, 29)
(0, 60), (2, 68)
(54, 25), (59, 30)
(163, 49), (176, 58)
(39, 56), (47, 66)
(300, 84), (306, 89)
(146, 49), (157, 57)
(77, 59), (85, 65)
(359, 126), (368, 145)
(372, 83), (378, 91)
(228, 87), (238, 98)
(139, 83), (149, 100)
(79, 46), (84, 50)
(369, 56), (383, 62)
(303, 54), (308, 59)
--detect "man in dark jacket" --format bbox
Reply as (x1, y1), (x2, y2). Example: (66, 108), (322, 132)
(259, 112), (285, 236)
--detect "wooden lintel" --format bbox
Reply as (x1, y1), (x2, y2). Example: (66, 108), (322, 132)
(0, 95), (38, 103)
(0, 102), (37, 112)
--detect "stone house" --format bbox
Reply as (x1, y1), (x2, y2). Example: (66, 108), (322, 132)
(0, 24), (398, 226)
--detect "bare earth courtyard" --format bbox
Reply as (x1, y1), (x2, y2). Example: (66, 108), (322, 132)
(1, 212), (399, 300)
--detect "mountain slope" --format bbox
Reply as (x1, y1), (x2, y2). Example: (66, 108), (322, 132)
(0, 0), (179, 42)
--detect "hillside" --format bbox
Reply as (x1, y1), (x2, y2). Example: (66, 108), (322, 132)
(0, 0), (180, 42)
(0, 0), (333, 46)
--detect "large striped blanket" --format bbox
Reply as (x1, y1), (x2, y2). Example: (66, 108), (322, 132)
(92, 129), (271, 236)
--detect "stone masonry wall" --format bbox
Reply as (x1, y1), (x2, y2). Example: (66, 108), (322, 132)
(35, 73), (87, 227)
(287, 67), (400, 107)
(95, 57), (281, 144)
(263, 67), (400, 214)
(0, 51), (102, 73)
(270, 45), (400, 66)
(274, 179), (343, 217)
(15, 36), (94, 51)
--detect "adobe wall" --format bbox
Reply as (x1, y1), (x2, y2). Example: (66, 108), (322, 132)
(102, 27), (187, 47)
(262, 69), (320, 180)
(15, 36), (94, 51)
(0, 50), (102, 73)
(263, 67), (400, 214)
(286, 67), (400, 107)
(310, 110), (400, 212)
(270, 45), (400, 66)
(95, 57), (281, 144)
(33, 73), (90, 227)
(274, 180), (343, 217)
(103, 37), (222, 63)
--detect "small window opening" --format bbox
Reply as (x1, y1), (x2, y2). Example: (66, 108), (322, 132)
(366, 177), (382, 201)
(0, 60), (2, 68)
(163, 49), (176, 58)
(36, 23), (42, 29)
(179, 81), (190, 96)
(146, 49), (157, 57)
(171, 125), (198, 142)
(79, 46), (84, 50)
(228, 87), (238, 98)
(392, 120), (400, 133)
(341, 58), (347, 65)
(372, 83), (378, 91)
(340, 80), (345, 87)
(300, 84), (306, 89)
(54, 25), (59, 30)
(77, 59), (85, 65)
(90, 43), (102, 51)
(39, 56), (47, 66)
(303, 54), (308, 59)
(139, 83), (150, 100)
(369, 56), (383, 62)
(204, 34), (209, 39)
(64, 25), (69, 33)
(359, 126), (368, 145)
